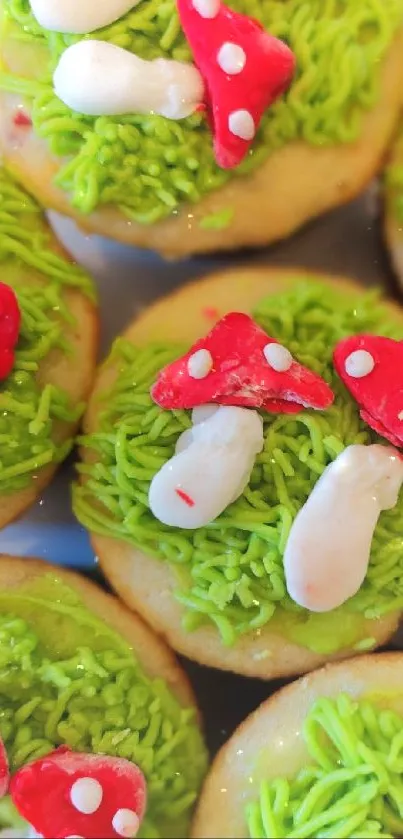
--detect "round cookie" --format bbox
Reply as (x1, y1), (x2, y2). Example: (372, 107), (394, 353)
(73, 268), (403, 679)
(0, 1), (403, 257)
(191, 652), (403, 838)
(384, 118), (403, 291)
(0, 556), (207, 838)
(0, 165), (97, 529)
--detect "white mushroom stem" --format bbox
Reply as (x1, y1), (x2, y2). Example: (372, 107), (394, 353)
(29, 0), (138, 34)
(53, 41), (204, 119)
(284, 444), (403, 613)
(149, 405), (264, 529)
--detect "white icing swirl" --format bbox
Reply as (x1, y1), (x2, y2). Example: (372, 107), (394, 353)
(29, 0), (139, 34)
(149, 406), (263, 528)
(53, 41), (204, 119)
(284, 444), (403, 612)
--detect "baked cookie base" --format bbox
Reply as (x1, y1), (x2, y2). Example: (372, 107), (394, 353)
(1, 28), (403, 257)
(81, 268), (403, 679)
(191, 652), (403, 838)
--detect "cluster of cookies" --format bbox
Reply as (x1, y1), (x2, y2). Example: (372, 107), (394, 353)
(0, 0), (403, 837)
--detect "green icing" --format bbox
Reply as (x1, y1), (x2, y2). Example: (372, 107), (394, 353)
(0, 574), (207, 838)
(73, 280), (403, 652)
(0, 0), (401, 223)
(247, 693), (403, 838)
(0, 167), (95, 495)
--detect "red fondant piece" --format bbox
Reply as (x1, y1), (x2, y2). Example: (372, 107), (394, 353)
(13, 110), (32, 128)
(334, 335), (403, 447)
(176, 0), (295, 168)
(10, 746), (147, 839)
(176, 488), (196, 506)
(0, 283), (20, 380)
(0, 735), (9, 798)
(152, 312), (334, 413)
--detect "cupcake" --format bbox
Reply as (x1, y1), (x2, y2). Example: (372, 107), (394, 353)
(384, 119), (403, 290)
(0, 1), (403, 257)
(192, 652), (403, 838)
(0, 166), (97, 530)
(73, 268), (403, 679)
(0, 557), (207, 838)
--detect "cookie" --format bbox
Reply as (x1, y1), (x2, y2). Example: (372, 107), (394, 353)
(191, 652), (403, 838)
(0, 556), (207, 838)
(73, 268), (403, 679)
(0, 1), (402, 256)
(0, 166), (97, 529)
(383, 118), (403, 291)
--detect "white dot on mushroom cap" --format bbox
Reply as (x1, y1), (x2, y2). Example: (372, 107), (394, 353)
(112, 809), (140, 838)
(228, 109), (255, 141)
(187, 349), (213, 379)
(264, 343), (293, 372)
(70, 777), (103, 815)
(344, 350), (375, 378)
(192, 0), (220, 17)
(217, 42), (246, 75)
(398, 410), (403, 421)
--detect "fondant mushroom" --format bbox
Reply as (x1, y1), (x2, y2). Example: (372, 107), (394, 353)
(333, 335), (403, 447)
(284, 444), (403, 612)
(149, 404), (264, 528)
(53, 41), (204, 119)
(151, 312), (334, 412)
(10, 746), (146, 839)
(29, 0), (139, 34)
(0, 283), (21, 380)
(176, 0), (296, 167)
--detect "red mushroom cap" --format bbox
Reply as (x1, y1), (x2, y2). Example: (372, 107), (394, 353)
(0, 735), (9, 799)
(176, 0), (295, 168)
(0, 282), (21, 380)
(10, 746), (147, 839)
(151, 312), (334, 413)
(333, 334), (403, 447)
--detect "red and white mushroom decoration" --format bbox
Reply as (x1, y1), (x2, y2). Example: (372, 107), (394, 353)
(149, 313), (334, 529)
(333, 335), (403, 448)
(284, 443), (403, 613)
(149, 403), (265, 528)
(0, 282), (21, 381)
(176, 0), (296, 167)
(151, 312), (334, 413)
(9, 746), (147, 839)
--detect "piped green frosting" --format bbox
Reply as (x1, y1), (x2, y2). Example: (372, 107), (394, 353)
(247, 693), (403, 838)
(0, 574), (207, 838)
(73, 280), (403, 653)
(0, 0), (401, 223)
(0, 167), (95, 494)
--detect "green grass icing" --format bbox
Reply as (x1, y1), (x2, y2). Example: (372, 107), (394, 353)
(73, 280), (403, 652)
(247, 693), (403, 838)
(0, 167), (95, 494)
(0, 0), (401, 223)
(0, 574), (207, 838)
